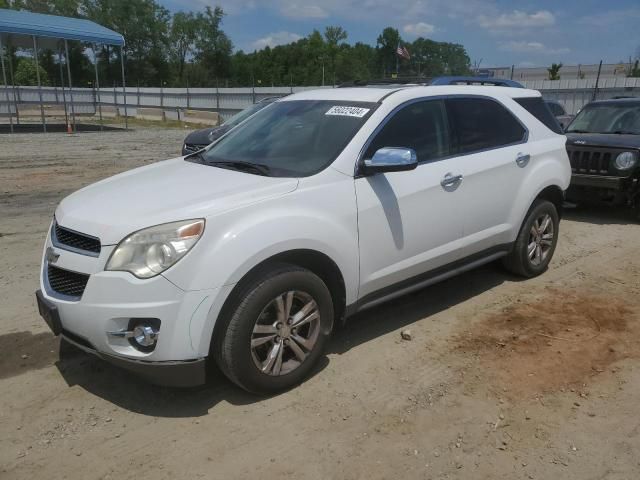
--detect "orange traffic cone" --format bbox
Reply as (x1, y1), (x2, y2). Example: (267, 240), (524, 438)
(66, 122), (72, 134)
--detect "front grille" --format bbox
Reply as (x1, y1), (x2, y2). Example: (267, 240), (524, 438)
(47, 265), (90, 298)
(53, 222), (101, 255)
(567, 146), (613, 175)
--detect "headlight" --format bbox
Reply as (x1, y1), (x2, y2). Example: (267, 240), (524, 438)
(106, 219), (205, 278)
(614, 151), (638, 170)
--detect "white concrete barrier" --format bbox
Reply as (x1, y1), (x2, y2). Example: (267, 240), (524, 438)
(97, 105), (118, 118)
(182, 109), (220, 126)
(136, 107), (165, 122)
(18, 103), (68, 117)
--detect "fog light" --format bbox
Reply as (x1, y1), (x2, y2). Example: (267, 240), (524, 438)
(133, 325), (158, 347)
(107, 318), (160, 352)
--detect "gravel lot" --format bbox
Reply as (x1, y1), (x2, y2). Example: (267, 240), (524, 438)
(1, 127), (639, 480)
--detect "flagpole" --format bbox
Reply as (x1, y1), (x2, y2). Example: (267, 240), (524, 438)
(396, 43), (399, 76)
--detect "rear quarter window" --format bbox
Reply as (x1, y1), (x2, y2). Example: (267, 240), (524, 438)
(516, 97), (564, 134)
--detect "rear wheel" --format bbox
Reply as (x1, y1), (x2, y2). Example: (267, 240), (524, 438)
(503, 199), (559, 277)
(214, 264), (334, 394)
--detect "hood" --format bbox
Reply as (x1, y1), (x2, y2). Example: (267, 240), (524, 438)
(55, 158), (298, 245)
(565, 132), (640, 149)
(184, 125), (231, 145)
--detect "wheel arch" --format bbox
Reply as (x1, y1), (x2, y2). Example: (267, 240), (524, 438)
(534, 184), (564, 218)
(209, 249), (347, 355)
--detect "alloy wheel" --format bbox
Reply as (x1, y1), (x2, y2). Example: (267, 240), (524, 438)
(528, 213), (554, 266)
(250, 291), (321, 376)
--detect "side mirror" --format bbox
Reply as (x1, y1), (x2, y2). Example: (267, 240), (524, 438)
(363, 147), (418, 174)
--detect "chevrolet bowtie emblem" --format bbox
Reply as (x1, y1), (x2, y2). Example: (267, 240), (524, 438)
(45, 246), (60, 264)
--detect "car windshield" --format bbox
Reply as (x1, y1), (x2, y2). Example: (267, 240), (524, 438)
(198, 100), (377, 177)
(566, 103), (640, 134)
(224, 101), (271, 127)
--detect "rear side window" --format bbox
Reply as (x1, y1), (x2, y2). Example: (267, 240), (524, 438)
(516, 97), (564, 134)
(364, 99), (451, 162)
(446, 97), (527, 154)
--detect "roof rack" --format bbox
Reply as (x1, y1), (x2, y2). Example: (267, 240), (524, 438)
(430, 76), (524, 88)
(337, 76), (524, 89)
(337, 77), (432, 88)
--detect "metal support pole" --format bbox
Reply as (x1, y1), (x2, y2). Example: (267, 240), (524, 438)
(215, 78), (220, 111)
(7, 49), (19, 125)
(0, 36), (14, 133)
(64, 40), (76, 132)
(186, 77), (190, 109)
(58, 49), (68, 129)
(32, 36), (46, 133)
(92, 44), (103, 131)
(119, 46), (127, 129)
(251, 77), (256, 104)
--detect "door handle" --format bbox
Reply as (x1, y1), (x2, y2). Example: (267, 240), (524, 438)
(516, 153), (530, 168)
(440, 172), (463, 188)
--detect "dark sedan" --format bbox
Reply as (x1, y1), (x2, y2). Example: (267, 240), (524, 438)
(182, 97), (280, 155)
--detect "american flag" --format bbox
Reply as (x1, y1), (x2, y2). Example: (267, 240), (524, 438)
(396, 44), (410, 60)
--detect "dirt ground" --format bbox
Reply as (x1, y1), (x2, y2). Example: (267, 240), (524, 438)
(1, 127), (640, 480)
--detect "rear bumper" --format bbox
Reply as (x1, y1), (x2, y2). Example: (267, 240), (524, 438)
(571, 173), (627, 189)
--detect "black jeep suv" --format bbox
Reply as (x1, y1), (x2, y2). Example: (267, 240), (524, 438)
(565, 98), (640, 215)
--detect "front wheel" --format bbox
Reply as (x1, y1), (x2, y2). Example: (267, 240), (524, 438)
(503, 199), (559, 277)
(214, 264), (334, 394)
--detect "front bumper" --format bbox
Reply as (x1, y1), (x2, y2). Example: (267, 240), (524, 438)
(571, 173), (627, 189)
(36, 288), (209, 387)
(38, 227), (232, 387)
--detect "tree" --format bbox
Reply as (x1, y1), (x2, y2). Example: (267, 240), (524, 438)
(376, 27), (401, 76)
(14, 57), (50, 86)
(548, 63), (562, 80)
(170, 11), (198, 83)
(408, 37), (471, 77)
(84, 0), (172, 85)
(629, 60), (640, 78)
(324, 26), (347, 84)
(193, 6), (233, 84)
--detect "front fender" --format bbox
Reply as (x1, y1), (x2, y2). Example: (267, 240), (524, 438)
(163, 173), (359, 303)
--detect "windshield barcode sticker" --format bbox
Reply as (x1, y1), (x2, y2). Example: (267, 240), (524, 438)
(325, 106), (370, 118)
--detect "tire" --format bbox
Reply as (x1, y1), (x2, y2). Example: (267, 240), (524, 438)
(503, 199), (559, 278)
(213, 263), (334, 394)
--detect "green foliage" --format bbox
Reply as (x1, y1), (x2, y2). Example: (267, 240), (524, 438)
(548, 63), (562, 80)
(1, 0), (472, 87)
(192, 6), (233, 84)
(629, 60), (640, 78)
(13, 58), (50, 85)
(170, 11), (198, 82)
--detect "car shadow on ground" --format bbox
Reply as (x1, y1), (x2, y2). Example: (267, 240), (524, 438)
(563, 204), (638, 225)
(52, 262), (517, 418)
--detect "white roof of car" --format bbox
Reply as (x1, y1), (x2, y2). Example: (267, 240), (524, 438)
(283, 85), (541, 104)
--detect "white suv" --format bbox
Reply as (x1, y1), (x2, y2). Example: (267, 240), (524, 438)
(36, 85), (570, 393)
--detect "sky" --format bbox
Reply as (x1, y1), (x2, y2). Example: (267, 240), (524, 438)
(160, 0), (640, 68)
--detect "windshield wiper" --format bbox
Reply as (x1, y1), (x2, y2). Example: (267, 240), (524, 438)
(566, 129), (591, 133)
(208, 160), (272, 176)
